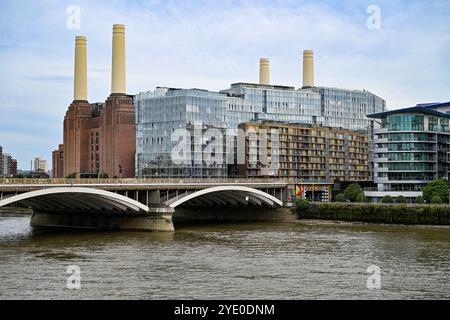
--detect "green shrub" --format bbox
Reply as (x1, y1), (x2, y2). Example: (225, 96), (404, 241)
(395, 196), (407, 204)
(293, 202), (450, 225)
(65, 172), (77, 179)
(356, 193), (367, 203)
(296, 198), (310, 217)
(423, 179), (449, 203)
(335, 193), (346, 202)
(344, 183), (363, 202)
(431, 196), (443, 204)
(382, 195), (394, 203)
(415, 196), (425, 204)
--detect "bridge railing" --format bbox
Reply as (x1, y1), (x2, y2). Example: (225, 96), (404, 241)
(0, 177), (287, 185)
(0, 177), (334, 185)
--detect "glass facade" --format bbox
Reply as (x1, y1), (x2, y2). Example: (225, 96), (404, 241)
(136, 83), (386, 178)
(317, 87), (386, 131)
(387, 133), (436, 142)
(373, 110), (450, 193)
(221, 83), (323, 130)
(135, 88), (228, 178)
(384, 114), (425, 131)
(221, 83), (385, 132)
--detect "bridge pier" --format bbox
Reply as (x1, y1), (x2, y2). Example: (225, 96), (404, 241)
(30, 206), (175, 232)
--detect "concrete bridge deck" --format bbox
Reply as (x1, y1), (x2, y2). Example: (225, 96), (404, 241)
(0, 179), (300, 232)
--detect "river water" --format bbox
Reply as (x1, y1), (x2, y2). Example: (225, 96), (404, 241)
(0, 214), (449, 300)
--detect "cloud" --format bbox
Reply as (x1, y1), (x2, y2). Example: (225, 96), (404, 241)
(0, 0), (449, 169)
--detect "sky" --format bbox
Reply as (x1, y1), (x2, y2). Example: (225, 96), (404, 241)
(0, 0), (449, 170)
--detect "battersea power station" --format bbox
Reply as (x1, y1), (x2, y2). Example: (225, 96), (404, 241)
(53, 24), (385, 182)
(53, 25), (136, 178)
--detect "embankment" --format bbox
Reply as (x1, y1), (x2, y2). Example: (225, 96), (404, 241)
(296, 203), (450, 225)
(0, 207), (33, 216)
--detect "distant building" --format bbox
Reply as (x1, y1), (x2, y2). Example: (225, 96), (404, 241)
(366, 102), (450, 202)
(2, 153), (12, 176)
(53, 25), (136, 179)
(52, 144), (64, 178)
(0, 146), (3, 175)
(0, 146), (18, 177)
(33, 157), (48, 173)
(10, 159), (18, 176)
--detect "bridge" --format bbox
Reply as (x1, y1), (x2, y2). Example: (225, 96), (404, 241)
(0, 179), (293, 231)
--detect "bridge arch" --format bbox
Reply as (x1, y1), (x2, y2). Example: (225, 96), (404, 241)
(165, 186), (283, 208)
(0, 187), (150, 213)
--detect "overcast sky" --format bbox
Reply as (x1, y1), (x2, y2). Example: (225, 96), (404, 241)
(0, 0), (449, 170)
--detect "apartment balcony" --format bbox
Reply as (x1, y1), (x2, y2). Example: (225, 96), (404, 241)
(374, 166), (389, 173)
(375, 137), (388, 144)
(377, 179), (430, 185)
(374, 177), (389, 183)
(364, 190), (422, 199)
(374, 127), (388, 134)
(386, 169), (436, 173)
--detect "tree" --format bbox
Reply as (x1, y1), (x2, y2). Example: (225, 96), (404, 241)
(381, 195), (394, 204)
(422, 178), (449, 203)
(431, 195), (443, 204)
(335, 193), (346, 202)
(415, 196), (425, 204)
(344, 183), (363, 202)
(356, 193), (367, 203)
(296, 198), (310, 217)
(65, 172), (77, 179)
(395, 196), (407, 204)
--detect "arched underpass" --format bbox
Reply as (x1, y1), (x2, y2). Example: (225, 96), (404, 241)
(0, 186), (285, 231)
(165, 186), (283, 208)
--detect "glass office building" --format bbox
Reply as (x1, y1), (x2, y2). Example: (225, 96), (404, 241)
(366, 102), (450, 202)
(135, 88), (228, 178)
(135, 83), (385, 178)
(314, 87), (386, 130)
(222, 84), (384, 177)
(221, 83), (323, 129)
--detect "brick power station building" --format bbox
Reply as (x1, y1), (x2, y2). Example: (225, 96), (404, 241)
(52, 25), (136, 178)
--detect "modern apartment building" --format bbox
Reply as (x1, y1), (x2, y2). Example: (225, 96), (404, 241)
(220, 82), (322, 129)
(0, 146), (18, 177)
(238, 121), (369, 182)
(135, 51), (385, 178)
(366, 102), (450, 202)
(135, 88), (228, 178)
(1, 153), (12, 177)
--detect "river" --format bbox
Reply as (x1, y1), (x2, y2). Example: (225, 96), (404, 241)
(0, 214), (449, 300)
